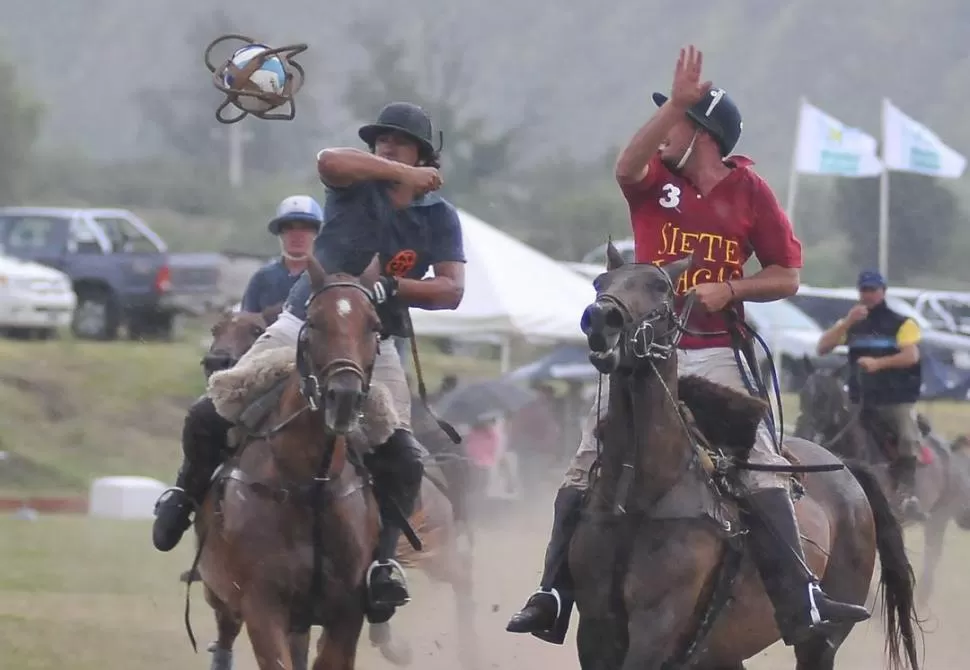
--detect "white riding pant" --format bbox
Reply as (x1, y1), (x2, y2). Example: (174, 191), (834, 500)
(563, 347), (789, 492)
(237, 310), (411, 431)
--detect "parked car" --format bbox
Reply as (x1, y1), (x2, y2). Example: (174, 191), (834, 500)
(0, 207), (221, 341)
(0, 252), (76, 339)
(743, 299), (846, 391)
(887, 287), (970, 336)
(788, 285), (970, 370)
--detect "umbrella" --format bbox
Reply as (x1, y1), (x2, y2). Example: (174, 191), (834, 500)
(433, 379), (539, 427)
(508, 344), (599, 383)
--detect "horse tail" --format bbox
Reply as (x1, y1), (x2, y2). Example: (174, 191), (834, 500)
(844, 459), (923, 670)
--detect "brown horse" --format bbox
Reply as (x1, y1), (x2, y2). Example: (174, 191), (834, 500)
(794, 363), (970, 606)
(190, 254), (390, 670)
(187, 287), (479, 670)
(201, 303), (285, 379)
(570, 243), (920, 670)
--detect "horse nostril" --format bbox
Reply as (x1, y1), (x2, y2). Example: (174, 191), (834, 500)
(604, 306), (624, 330)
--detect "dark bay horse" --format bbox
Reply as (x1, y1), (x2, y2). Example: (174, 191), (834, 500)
(570, 243), (920, 670)
(189, 288), (479, 670)
(794, 363), (970, 606)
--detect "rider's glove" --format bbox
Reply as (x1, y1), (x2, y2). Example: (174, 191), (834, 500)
(372, 275), (399, 305)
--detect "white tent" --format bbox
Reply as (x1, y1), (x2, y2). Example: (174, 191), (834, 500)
(408, 209), (597, 346)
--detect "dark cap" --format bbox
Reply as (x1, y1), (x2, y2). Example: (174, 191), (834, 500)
(857, 269), (887, 289)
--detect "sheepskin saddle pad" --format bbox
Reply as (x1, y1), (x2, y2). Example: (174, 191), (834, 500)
(207, 344), (397, 446)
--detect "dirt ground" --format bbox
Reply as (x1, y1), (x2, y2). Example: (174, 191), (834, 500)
(191, 480), (966, 670)
(2, 476), (967, 670)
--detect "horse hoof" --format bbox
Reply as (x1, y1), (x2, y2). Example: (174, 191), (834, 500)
(209, 646), (233, 670)
(379, 639), (414, 667)
(369, 622), (391, 646)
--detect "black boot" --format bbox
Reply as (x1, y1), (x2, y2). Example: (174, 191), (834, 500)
(891, 456), (927, 522)
(364, 429), (425, 613)
(152, 396), (231, 552)
(743, 488), (871, 646)
(506, 486), (585, 644)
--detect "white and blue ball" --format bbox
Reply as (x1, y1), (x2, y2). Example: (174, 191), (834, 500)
(223, 44), (288, 113)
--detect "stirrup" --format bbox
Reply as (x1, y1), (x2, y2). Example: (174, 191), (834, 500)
(806, 583), (823, 625)
(366, 559), (410, 603)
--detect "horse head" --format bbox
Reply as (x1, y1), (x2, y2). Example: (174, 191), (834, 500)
(301, 254), (383, 435)
(794, 362), (852, 443)
(580, 240), (693, 374)
(202, 304), (283, 378)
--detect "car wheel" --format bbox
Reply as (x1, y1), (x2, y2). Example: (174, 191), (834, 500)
(72, 288), (120, 341)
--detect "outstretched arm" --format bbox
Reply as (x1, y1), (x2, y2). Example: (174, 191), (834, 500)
(316, 148), (410, 188)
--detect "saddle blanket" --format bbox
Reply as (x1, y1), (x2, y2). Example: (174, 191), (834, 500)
(207, 344), (397, 447)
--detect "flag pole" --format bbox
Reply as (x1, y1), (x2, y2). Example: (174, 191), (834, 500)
(785, 96), (805, 220)
(877, 97), (890, 279)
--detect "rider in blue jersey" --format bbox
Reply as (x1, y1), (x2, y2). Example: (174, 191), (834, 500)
(152, 101), (466, 618)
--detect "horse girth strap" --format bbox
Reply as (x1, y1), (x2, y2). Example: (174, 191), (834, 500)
(403, 310), (461, 445)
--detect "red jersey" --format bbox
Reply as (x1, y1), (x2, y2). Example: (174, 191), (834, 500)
(619, 154), (803, 349)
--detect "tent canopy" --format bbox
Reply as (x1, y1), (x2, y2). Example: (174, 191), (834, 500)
(408, 209), (599, 343)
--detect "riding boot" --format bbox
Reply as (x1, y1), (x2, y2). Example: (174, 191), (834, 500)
(506, 486), (585, 644)
(891, 456), (927, 522)
(742, 488), (871, 646)
(152, 396), (231, 552)
(365, 429), (425, 614)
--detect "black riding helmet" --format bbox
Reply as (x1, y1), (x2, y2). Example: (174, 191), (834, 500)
(652, 87), (743, 157)
(358, 101), (438, 161)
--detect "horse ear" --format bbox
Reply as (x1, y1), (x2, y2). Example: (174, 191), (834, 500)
(306, 254), (327, 291)
(606, 239), (626, 271)
(361, 253), (382, 285)
(661, 252), (694, 289)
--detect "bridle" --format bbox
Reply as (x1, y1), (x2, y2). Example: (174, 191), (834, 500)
(295, 279), (380, 413)
(582, 268), (698, 364)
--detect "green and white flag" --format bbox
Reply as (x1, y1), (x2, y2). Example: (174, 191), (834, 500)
(794, 100), (884, 177)
(882, 98), (966, 178)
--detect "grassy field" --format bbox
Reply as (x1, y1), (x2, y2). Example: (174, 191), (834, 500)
(0, 328), (505, 497)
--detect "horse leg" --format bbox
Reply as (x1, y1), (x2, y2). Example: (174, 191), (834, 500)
(915, 505), (949, 609)
(793, 632), (845, 670)
(240, 594), (293, 670)
(204, 585), (243, 670)
(311, 606), (366, 670)
(289, 631), (311, 670)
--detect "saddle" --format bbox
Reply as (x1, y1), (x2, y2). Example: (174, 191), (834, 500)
(206, 345), (398, 450)
(594, 374), (798, 535)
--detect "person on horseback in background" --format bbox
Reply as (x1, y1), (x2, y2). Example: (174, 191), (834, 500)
(816, 269), (926, 521)
(152, 101), (466, 616)
(239, 195), (324, 313)
(506, 45), (870, 647)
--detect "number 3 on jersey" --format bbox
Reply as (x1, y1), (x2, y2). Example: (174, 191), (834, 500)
(659, 183), (681, 209)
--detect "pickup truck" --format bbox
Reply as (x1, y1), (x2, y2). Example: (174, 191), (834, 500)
(0, 207), (221, 340)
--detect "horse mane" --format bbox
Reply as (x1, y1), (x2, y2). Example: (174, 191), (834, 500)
(677, 374), (770, 456)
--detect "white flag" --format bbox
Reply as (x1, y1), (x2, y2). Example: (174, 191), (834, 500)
(882, 98), (966, 178)
(794, 100), (884, 177)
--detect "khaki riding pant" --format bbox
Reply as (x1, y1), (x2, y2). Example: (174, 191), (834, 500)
(563, 347), (790, 492)
(855, 402), (922, 460)
(236, 310), (412, 432)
